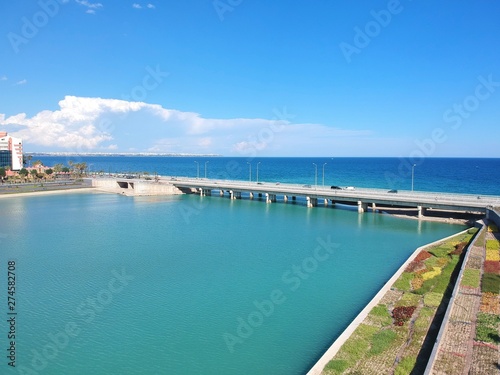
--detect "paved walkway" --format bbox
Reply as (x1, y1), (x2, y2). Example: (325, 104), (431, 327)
(428, 225), (500, 374)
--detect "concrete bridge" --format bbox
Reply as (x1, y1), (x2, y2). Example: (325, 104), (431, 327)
(171, 177), (500, 218)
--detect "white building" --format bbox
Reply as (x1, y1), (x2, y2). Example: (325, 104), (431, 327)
(0, 132), (23, 171)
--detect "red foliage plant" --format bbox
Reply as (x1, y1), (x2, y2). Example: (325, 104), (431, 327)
(392, 306), (417, 326)
(451, 242), (468, 255)
(483, 261), (500, 275)
(414, 250), (432, 262)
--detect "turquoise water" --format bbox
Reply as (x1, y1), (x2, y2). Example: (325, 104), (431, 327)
(0, 192), (465, 374)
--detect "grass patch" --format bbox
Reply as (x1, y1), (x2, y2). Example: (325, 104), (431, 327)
(324, 359), (349, 373)
(481, 273), (500, 294)
(424, 292), (443, 307)
(396, 292), (421, 307)
(476, 313), (500, 344)
(486, 239), (500, 250)
(461, 269), (481, 288)
(369, 304), (392, 326)
(393, 272), (413, 291)
(369, 329), (397, 355)
(428, 245), (451, 258)
(394, 356), (416, 375)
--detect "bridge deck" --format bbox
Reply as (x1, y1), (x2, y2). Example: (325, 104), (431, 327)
(171, 178), (500, 213)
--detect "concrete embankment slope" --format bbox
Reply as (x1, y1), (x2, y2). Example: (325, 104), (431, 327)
(90, 178), (182, 196)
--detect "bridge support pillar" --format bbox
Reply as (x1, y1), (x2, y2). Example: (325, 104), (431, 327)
(358, 201), (367, 213)
(229, 190), (235, 200)
(417, 205), (425, 218)
(371, 202), (376, 211)
(249, 192), (254, 199)
(283, 195), (288, 202)
(265, 193), (272, 204)
(219, 190), (224, 196)
(202, 189), (211, 196)
(323, 198), (328, 205)
(307, 197), (317, 207)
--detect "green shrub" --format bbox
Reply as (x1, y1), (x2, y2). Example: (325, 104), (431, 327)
(481, 273), (500, 294)
(461, 269), (481, 288)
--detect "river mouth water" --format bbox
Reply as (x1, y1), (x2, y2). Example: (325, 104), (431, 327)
(0, 192), (467, 375)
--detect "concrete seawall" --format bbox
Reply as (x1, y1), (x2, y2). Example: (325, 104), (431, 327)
(89, 178), (182, 196)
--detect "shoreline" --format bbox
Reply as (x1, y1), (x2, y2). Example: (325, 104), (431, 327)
(0, 187), (97, 199)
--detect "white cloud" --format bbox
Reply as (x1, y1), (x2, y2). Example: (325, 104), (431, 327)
(147, 3), (155, 9)
(132, 3), (142, 9)
(0, 76), (7, 81)
(75, 0), (103, 13)
(15, 79), (27, 85)
(0, 96), (372, 155)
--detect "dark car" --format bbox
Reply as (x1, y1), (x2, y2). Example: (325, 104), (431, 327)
(330, 185), (342, 190)
(302, 184), (312, 188)
(388, 189), (398, 193)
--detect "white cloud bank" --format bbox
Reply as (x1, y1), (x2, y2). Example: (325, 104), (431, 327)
(0, 96), (372, 155)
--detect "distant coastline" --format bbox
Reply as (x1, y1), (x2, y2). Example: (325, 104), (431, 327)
(25, 152), (223, 157)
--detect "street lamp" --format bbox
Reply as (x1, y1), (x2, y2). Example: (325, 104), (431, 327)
(204, 161), (209, 179)
(194, 161), (199, 179)
(247, 162), (251, 182)
(411, 164), (416, 192)
(322, 162), (327, 187)
(256, 162), (261, 183)
(312, 163), (317, 188)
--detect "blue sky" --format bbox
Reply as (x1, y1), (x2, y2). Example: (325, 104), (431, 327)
(1, 0), (499, 156)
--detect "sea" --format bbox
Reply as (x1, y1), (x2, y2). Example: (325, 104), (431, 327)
(0, 157), (497, 375)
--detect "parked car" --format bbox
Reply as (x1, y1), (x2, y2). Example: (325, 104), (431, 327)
(388, 189), (398, 193)
(330, 185), (342, 190)
(344, 186), (355, 191)
(303, 184), (312, 188)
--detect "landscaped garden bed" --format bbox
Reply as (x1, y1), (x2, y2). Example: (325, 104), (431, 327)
(322, 228), (478, 375)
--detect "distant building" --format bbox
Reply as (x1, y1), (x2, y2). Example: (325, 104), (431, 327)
(0, 132), (23, 171)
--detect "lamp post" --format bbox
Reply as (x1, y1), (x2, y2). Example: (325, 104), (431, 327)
(322, 162), (327, 187)
(247, 162), (251, 182)
(256, 162), (261, 183)
(312, 163), (317, 188)
(411, 164), (416, 192)
(194, 161), (199, 179)
(204, 161), (209, 179)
